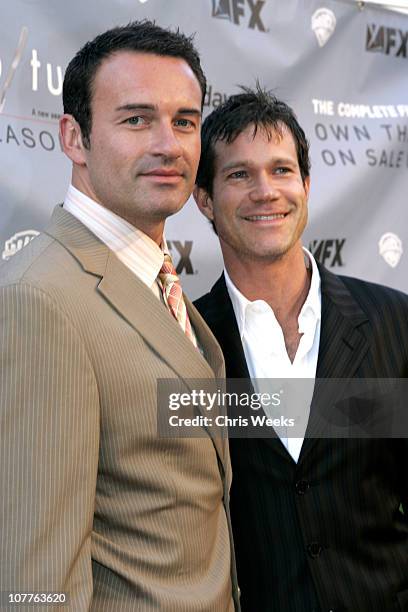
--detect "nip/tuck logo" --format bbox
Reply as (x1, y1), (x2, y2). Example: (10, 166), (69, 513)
(366, 24), (408, 58)
(211, 0), (266, 32)
(0, 25), (65, 115)
(0, 27), (28, 113)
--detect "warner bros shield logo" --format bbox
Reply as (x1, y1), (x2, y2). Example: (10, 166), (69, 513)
(2, 230), (40, 261)
(378, 232), (403, 268)
(311, 8), (337, 47)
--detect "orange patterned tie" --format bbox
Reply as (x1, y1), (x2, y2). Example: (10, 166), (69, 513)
(159, 254), (197, 347)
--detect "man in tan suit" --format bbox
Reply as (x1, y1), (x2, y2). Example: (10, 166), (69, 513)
(0, 22), (239, 611)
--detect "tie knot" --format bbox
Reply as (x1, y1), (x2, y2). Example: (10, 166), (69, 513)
(159, 254), (179, 287)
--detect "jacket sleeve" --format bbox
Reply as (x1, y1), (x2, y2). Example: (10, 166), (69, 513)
(0, 283), (100, 611)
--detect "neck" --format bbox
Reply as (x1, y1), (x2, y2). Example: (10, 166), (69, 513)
(224, 245), (311, 327)
(70, 175), (164, 246)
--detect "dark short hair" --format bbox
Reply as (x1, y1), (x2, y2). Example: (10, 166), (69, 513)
(196, 85), (310, 196)
(63, 20), (206, 147)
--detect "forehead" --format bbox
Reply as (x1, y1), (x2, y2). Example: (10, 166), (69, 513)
(91, 51), (202, 108)
(214, 123), (298, 168)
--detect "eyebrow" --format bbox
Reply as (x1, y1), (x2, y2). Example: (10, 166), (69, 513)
(220, 159), (251, 172)
(220, 157), (297, 172)
(115, 103), (201, 116)
(177, 108), (202, 116)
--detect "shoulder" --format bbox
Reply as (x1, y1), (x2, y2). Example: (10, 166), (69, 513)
(0, 240), (97, 377)
(0, 230), (88, 296)
(0, 232), (93, 334)
(0, 232), (55, 286)
(323, 271), (408, 355)
(0, 230), (82, 286)
(330, 273), (408, 372)
(336, 273), (408, 315)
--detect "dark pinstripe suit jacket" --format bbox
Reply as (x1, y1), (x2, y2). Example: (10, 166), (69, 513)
(194, 266), (408, 612)
(0, 206), (239, 612)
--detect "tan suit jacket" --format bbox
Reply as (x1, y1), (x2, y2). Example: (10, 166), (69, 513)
(0, 206), (239, 611)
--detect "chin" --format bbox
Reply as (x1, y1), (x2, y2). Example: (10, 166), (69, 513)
(247, 245), (291, 262)
(153, 203), (186, 220)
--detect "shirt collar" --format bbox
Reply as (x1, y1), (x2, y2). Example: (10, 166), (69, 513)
(63, 184), (166, 289)
(224, 267), (252, 339)
(298, 248), (321, 334)
(224, 247), (321, 340)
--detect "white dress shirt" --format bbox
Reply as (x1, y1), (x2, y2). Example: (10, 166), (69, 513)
(225, 249), (321, 462)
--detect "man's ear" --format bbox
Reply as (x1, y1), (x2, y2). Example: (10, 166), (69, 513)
(304, 175), (311, 200)
(193, 186), (214, 221)
(59, 114), (87, 165)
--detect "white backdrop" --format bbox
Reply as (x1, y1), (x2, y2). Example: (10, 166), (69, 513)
(0, 0), (407, 299)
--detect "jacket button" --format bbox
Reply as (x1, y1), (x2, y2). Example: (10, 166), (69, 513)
(307, 542), (323, 558)
(295, 479), (310, 494)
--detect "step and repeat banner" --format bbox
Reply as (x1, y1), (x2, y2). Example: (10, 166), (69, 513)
(0, 0), (407, 298)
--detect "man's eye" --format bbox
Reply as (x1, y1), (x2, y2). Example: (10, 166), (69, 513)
(126, 116), (145, 126)
(275, 167), (290, 175)
(228, 170), (247, 179)
(175, 118), (194, 128)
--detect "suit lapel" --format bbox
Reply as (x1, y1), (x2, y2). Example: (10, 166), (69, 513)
(185, 294), (225, 379)
(196, 276), (292, 462)
(299, 265), (370, 463)
(97, 252), (217, 381)
(315, 265), (370, 379)
(45, 205), (227, 466)
(198, 275), (251, 380)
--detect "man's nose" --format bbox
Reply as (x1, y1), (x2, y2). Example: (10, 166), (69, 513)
(151, 121), (183, 159)
(249, 174), (279, 203)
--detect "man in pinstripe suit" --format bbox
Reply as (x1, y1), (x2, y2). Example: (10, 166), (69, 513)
(0, 22), (239, 611)
(194, 87), (408, 611)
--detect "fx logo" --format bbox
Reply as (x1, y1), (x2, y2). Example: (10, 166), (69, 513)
(167, 240), (194, 274)
(366, 24), (408, 58)
(212, 0), (266, 32)
(308, 239), (345, 267)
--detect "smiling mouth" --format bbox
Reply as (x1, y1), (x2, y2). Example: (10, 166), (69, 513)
(244, 213), (288, 221)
